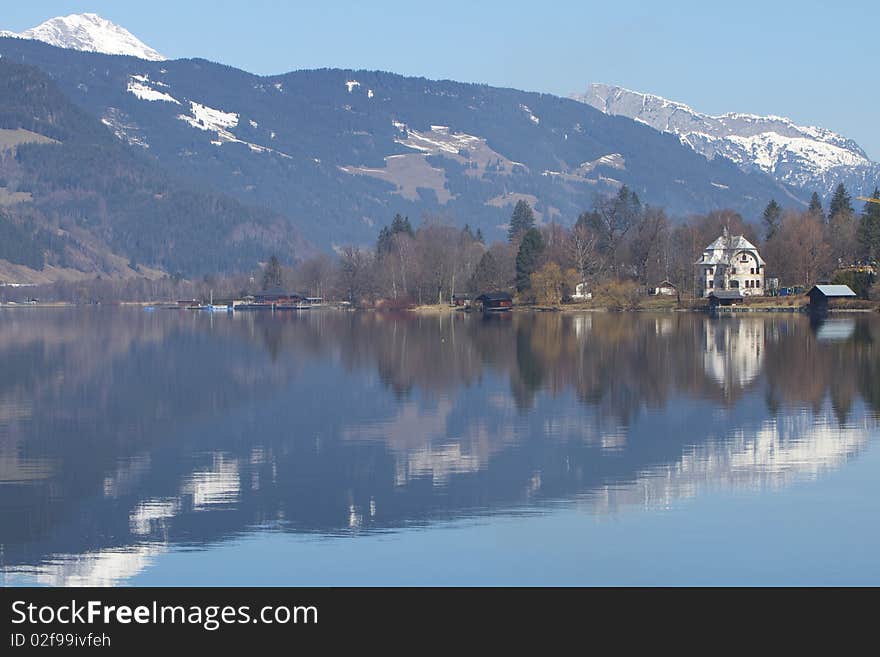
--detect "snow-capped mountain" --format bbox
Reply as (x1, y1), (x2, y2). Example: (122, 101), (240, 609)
(0, 13), (165, 61)
(574, 83), (878, 197)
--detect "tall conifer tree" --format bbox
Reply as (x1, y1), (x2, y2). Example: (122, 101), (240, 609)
(857, 188), (880, 263)
(508, 200), (536, 243)
(808, 192), (824, 220)
(515, 227), (544, 292)
(762, 199), (782, 240)
(829, 183), (853, 219)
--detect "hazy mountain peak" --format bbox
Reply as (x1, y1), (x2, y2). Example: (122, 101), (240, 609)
(0, 13), (166, 61)
(573, 83), (874, 193)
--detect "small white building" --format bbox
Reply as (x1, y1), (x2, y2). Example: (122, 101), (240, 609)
(571, 282), (592, 301)
(650, 280), (677, 296)
(695, 228), (765, 298)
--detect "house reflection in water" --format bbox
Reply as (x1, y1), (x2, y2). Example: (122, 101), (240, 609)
(703, 318), (765, 393)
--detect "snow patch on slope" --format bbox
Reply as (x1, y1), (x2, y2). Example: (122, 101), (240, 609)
(723, 132), (867, 172)
(127, 75), (179, 104)
(176, 101), (290, 158)
(178, 102), (239, 133)
(101, 108), (150, 149)
(542, 153), (625, 183)
(519, 104), (540, 125)
(340, 122), (533, 204)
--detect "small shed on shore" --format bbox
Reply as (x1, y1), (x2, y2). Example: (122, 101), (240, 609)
(452, 293), (473, 307)
(806, 284), (856, 312)
(650, 280), (677, 296)
(708, 290), (744, 307)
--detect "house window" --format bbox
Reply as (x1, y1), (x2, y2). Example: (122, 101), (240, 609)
(755, 280), (761, 288)
(730, 280), (739, 288)
(708, 280), (714, 288)
(750, 268), (755, 274)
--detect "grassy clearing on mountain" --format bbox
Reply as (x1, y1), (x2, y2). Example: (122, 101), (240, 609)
(0, 128), (58, 151)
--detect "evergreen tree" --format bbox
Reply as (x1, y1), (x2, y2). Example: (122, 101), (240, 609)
(261, 255), (283, 290)
(390, 213), (414, 237)
(808, 192), (824, 220)
(377, 213), (414, 255)
(828, 183), (853, 219)
(508, 200), (536, 243)
(376, 226), (393, 255)
(615, 186), (641, 220)
(515, 227), (545, 292)
(857, 187), (880, 263)
(475, 227), (484, 243)
(762, 199), (782, 240)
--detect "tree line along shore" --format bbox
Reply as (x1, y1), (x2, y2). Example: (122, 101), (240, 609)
(3, 184), (880, 312)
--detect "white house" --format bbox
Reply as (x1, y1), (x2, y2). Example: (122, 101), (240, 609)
(695, 228), (765, 298)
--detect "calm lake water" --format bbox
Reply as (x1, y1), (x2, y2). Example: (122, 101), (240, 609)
(1, 307), (879, 586)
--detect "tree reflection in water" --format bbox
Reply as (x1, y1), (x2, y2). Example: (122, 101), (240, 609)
(0, 308), (878, 584)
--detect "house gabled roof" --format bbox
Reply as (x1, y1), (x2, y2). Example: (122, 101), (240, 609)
(696, 233), (765, 266)
(705, 234), (758, 252)
(808, 284), (857, 298)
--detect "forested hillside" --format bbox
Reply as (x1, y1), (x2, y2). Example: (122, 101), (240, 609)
(0, 58), (309, 281)
(0, 37), (804, 252)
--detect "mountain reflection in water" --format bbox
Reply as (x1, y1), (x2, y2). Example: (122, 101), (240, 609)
(1, 308), (878, 585)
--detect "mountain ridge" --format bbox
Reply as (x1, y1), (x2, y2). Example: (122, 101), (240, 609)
(1, 14), (873, 209)
(574, 83), (878, 198)
(0, 34), (808, 254)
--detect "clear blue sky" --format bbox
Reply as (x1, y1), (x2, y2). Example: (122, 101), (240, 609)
(4, 1), (878, 159)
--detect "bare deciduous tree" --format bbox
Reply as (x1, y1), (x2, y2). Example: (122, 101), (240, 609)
(336, 246), (375, 305)
(629, 207), (669, 285)
(566, 222), (601, 286)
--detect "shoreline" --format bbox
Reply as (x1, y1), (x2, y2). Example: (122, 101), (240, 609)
(2, 300), (878, 315)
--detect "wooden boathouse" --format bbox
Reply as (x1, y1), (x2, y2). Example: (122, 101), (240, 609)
(475, 292), (513, 312)
(806, 284), (857, 312)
